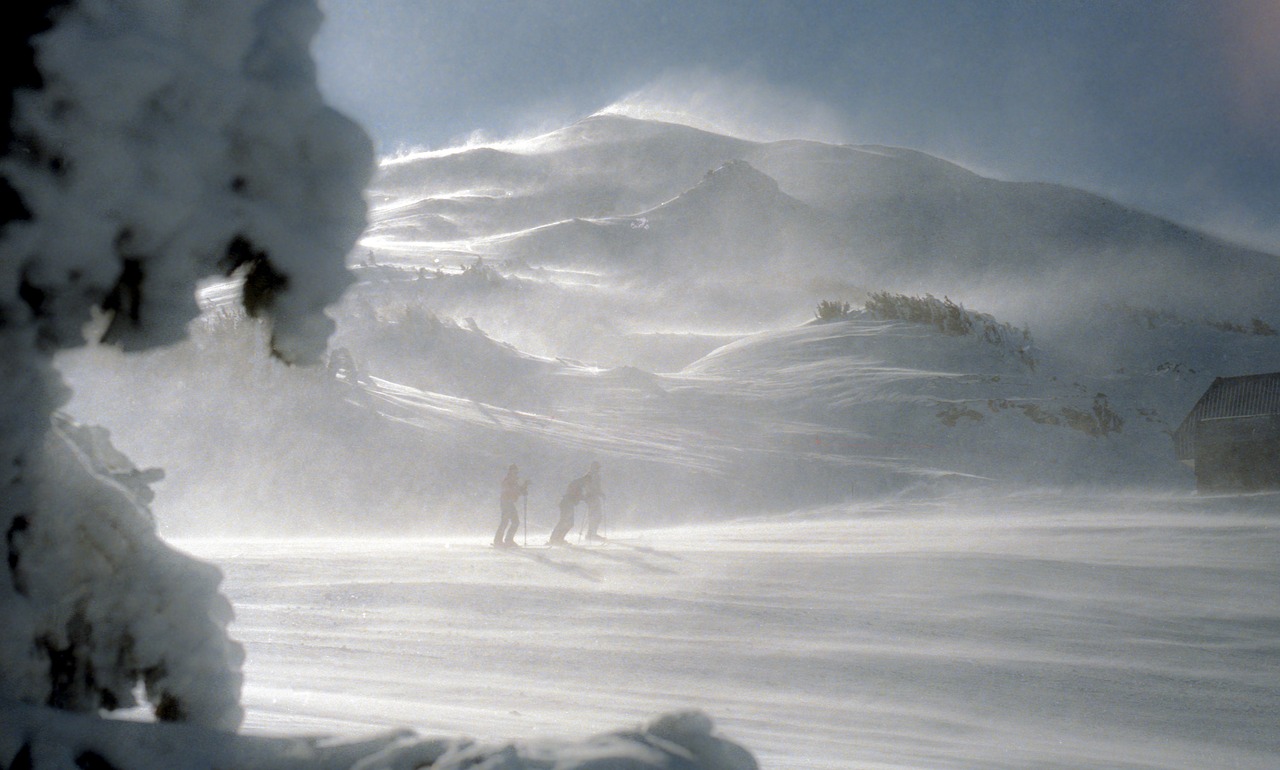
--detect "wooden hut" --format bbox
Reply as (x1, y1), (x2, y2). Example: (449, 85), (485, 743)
(1173, 372), (1280, 491)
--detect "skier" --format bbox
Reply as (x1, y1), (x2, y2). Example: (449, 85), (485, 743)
(548, 470), (588, 545)
(583, 461), (606, 541)
(493, 464), (528, 547)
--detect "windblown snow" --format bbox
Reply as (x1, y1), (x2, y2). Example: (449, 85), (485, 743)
(6, 1), (1279, 768)
(188, 497), (1278, 770)
(58, 113), (1280, 532)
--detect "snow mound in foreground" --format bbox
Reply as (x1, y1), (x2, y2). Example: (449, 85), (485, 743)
(0, 705), (756, 770)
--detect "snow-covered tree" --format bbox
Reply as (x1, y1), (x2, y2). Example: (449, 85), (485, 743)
(1, 0), (373, 731)
(0, 7), (760, 769)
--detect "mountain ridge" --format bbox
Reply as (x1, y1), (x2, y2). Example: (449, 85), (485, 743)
(57, 112), (1280, 533)
(364, 114), (1280, 333)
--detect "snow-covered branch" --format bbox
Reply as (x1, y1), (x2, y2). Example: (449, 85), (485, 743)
(1, 0), (371, 731)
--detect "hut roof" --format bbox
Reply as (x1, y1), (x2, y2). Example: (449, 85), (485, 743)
(1187, 372), (1280, 422)
(1173, 372), (1280, 461)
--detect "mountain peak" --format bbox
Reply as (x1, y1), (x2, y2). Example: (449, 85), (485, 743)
(637, 158), (811, 229)
(535, 112), (753, 154)
(695, 159), (781, 196)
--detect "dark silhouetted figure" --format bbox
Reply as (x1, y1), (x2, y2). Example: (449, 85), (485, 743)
(549, 462), (606, 544)
(548, 470), (588, 544)
(494, 464), (528, 547)
(583, 461), (605, 541)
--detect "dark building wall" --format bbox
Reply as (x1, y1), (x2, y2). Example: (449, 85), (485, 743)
(1192, 415), (1280, 492)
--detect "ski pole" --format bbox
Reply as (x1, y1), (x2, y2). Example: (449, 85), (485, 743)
(523, 492), (528, 547)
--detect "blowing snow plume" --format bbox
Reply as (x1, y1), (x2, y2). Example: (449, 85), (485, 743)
(56, 106), (1280, 542)
(597, 69), (854, 146)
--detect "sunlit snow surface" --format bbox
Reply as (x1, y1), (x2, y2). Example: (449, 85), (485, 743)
(181, 493), (1280, 770)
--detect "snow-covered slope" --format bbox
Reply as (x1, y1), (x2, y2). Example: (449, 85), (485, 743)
(369, 115), (755, 239)
(58, 112), (1280, 536)
(364, 114), (1280, 330)
(58, 298), (1280, 537)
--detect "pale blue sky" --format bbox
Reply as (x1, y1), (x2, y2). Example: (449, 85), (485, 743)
(313, 0), (1280, 252)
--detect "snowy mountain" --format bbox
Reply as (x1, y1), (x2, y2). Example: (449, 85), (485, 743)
(366, 114), (1280, 328)
(19, 8), (1278, 763)
(57, 114), (1280, 537)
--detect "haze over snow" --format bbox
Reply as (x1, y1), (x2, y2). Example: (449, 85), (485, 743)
(59, 112), (1280, 536)
(22, 5), (1280, 766)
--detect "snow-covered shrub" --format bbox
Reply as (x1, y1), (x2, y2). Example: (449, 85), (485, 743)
(1071, 393), (1124, 437)
(457, 256), (506, 286)
(1208, 317), (1280, 336)
(865, 292), (973, 335)
(813, 299), (853, 322)
(1106, 302), (1279, 337)
(1, 0), (372, 730)
(20, 416), (246, 726)
(865, 291), (1037, 370)
(937, 403), (984, 426)
(984, 393), (1124, 437)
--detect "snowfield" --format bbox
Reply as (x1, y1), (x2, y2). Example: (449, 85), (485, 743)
(180, 492), (1279, 770)
(11, 4), (1280, 765)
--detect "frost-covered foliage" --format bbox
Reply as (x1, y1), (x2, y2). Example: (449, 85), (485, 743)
(865, 291), (975, 335)
(984, 393), (1125, 437)
(1106, 302), (1278, 337)
(4, 0), (372, 359)
(813, 299), (852, 322)
(1, 0), (371, 732)
(865, 291), (1037, 370)
(456, 256), (506, 286)
(18, 416), (245, 725)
